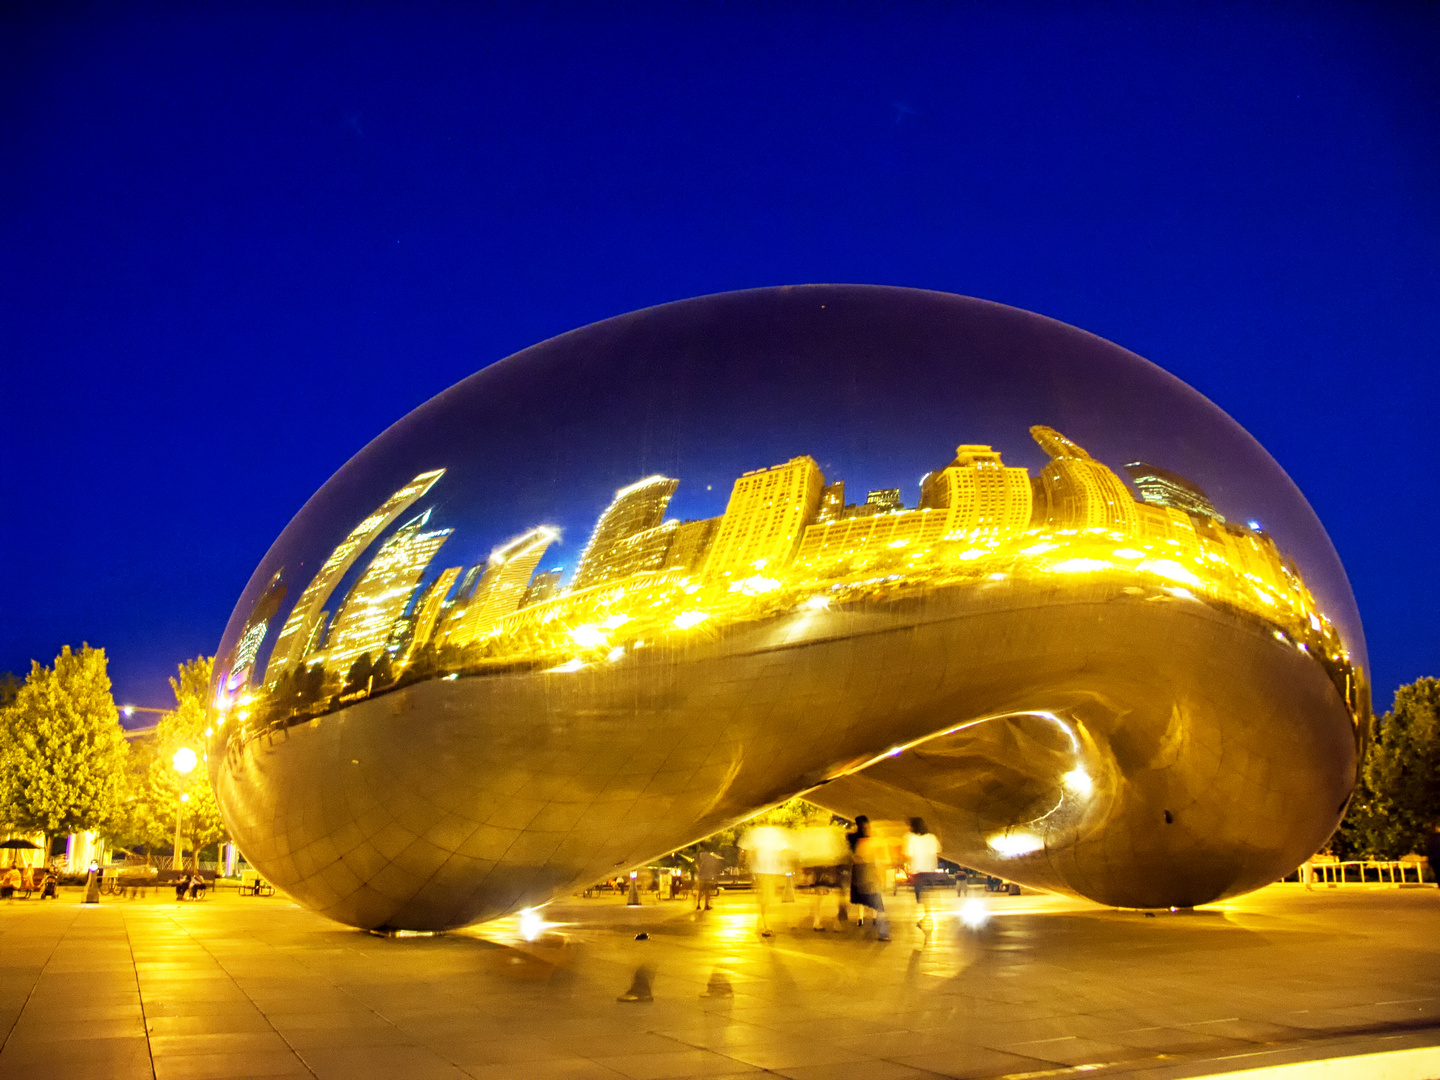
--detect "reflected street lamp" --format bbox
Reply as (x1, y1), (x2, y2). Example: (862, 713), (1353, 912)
(172, 747), (198, 872)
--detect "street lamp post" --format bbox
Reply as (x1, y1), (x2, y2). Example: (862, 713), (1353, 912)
(172, 747), (198, 871)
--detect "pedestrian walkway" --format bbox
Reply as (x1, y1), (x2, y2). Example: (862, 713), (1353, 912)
(1, 884), (1438, 1079)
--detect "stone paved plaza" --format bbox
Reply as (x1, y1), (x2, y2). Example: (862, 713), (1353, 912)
(1, 882), (1438, 1080)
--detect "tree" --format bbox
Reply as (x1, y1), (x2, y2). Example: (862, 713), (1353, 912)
(0, 645), (129, 838)
(1338, 677), (1440, 858)
(108, 657), (226, 865)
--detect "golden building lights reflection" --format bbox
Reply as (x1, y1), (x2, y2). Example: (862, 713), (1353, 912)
(215, 424), (1359, 741)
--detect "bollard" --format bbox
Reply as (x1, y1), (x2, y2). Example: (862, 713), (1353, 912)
(82, 870), (99, 905)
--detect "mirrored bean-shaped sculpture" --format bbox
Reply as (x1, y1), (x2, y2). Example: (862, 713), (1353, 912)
(208, 286), (1367, 931)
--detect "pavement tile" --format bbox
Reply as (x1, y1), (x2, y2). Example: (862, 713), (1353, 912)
(591, 1049), (763, 1079)
(0, 1034), (152, 1070)
(719, 1037), (871, 1071)
(278, 1021), (415, 1050)
(297, 1043), (471, 1080)
(1178, 1018), (1311, 1043)
(152, 1049), (312, 1079)
(3, 1015), (147, 1043)
(895, 1045), (1056, 1079)
(149, 1030), (297, 1057)
(141, 998), (269, 1017)
(992, 1035), (1155, 1067)
(460, 1062), (630, 1080)
(145, 1011), (274, 1036)
(778, 1063), (946, 1080)
(263, 1009), (389, 1031)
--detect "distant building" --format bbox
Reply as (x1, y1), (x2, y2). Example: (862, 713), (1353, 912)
(794, 506), (953, 570)
(865, 488), (904, 513)
(664, 517), (720, 573)
(704, 456), (825, 578)
(919, 445), (1032, 537)
(816, 482), (846, 523)
(610, 521), (679, 579)
(402, 566), (461, 664)
(320, 509), (453, 678)
(1124, 462), (1224, 522)
(520, 568), (564, 609)
(1030, 427), (1139, 532)
(446, 527), (557, 647)
(264, 468), (445, 685)
(572, 476), (679, 590)
(798, 444), (1031, 571)
(227, 570), (287, 687)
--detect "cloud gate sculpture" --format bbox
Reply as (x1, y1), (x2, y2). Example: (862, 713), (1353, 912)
(208, 286), (1367, 932)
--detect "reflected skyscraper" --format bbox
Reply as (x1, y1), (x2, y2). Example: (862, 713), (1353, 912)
(403, 566), (462, 665)
(703, 456), (825, 578)
(319, 510), (453, 678)
(446, 526), (557, 647)
(572, 476), (678, 590)
(227, 571), (287, 687)
(663, 517), (719, 573)
(1125, 461), (1225, 522)
(520, 568), (564, 609)
(264, 469), (444, 686)
(1031, 426), (1140, 531)
(919, 444), (1033, 537)
(816, 481), (846, 523)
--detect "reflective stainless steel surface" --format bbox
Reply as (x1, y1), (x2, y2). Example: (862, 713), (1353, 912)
(208, 285), (1366, 930)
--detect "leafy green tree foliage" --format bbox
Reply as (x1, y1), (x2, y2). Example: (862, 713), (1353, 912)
(107, 657), (226, 864)
(1339, 677), (1440, 858)
(0, 645), (129, 837)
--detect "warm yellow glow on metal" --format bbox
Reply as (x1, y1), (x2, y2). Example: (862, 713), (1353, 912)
(206, 286), (1366, 932)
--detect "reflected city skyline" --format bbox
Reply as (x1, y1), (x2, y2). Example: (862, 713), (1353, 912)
(214, 421), (1361, 744)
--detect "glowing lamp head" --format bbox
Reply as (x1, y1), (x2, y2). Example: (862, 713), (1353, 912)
(172, 747), (199, 775)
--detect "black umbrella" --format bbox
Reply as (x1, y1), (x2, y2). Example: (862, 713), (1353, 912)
(1, 838), (41, 868)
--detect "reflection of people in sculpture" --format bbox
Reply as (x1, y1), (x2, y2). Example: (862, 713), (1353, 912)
(905, 817), (943, 934)
(739, 825), (791, 938)
(847, 817), (890, 941)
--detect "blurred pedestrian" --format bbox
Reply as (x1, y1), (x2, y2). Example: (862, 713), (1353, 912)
(847, 817), (890, 941)
(794, 822), (849, 931)
(740, 824), (792, 937)
(906, 818), (943, 933)
(695, 850), (724, 911)
(0, 866), (18, 900)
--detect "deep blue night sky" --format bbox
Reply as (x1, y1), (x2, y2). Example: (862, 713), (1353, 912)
(2, 3), (1437, 713)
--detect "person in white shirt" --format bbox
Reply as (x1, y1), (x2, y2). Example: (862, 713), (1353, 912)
(905, 818), (943, 932)
(739, 825), (793, 938)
